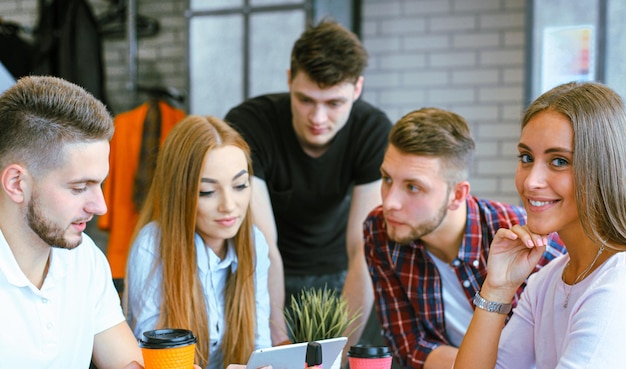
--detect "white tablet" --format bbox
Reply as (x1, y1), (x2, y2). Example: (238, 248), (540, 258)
(246, 337), (348, 369)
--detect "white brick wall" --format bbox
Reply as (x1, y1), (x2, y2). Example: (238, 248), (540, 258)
(362, 0), (527, 203)
(3, 0), (525, 203)
(1, 0), (187, 114)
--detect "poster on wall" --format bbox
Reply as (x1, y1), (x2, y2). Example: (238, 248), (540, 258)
(541, 25), (595, 94)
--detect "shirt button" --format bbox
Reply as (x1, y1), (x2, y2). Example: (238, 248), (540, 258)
(41, 298), (48, 304)
(462, 280), (471, 288)
(46, 323), (53, 330)
(452, 259), (461, 267)
(472, 260), (480, 267)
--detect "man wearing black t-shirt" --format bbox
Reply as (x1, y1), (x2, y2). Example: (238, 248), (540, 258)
(225, 20), (392, 356)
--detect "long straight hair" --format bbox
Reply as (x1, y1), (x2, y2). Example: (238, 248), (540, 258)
(522, 81), (626, 250)
(126, 116), (257, 368)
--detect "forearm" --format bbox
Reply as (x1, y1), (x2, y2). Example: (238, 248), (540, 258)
(93, 322), (143, 369)
(342, 181), (380, 352)
(384, 324), (456, 369)
(342, 256), (374, 337)
(453, 288), (512, 369)
(249, 177), (287, 345)
(267, 244), (290, 345)
(341, 256), (374, 366)
(423, 345), (458, 369)
(454, 226), (547, 368)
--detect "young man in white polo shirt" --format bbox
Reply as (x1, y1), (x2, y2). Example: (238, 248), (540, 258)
(0, 76), (143, 368)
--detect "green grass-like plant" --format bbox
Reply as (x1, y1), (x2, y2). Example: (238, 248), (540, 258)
(284, 286), (362, 343)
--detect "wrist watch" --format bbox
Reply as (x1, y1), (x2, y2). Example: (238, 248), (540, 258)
(473, 291), (512, 314)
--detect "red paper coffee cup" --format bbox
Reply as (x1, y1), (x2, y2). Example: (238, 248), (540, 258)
(347, 345), (392, 369)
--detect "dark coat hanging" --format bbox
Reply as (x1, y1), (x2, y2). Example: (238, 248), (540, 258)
(32, 0), (107, 104)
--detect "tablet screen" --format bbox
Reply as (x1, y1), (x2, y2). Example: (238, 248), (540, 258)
(246, 337), (348, 369)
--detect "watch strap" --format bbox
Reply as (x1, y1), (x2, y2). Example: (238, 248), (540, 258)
(473, 291), (512, 314)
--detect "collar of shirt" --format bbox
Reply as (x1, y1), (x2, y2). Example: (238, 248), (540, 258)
(195, 233), (237, 276)
(0, 228), (69, 294)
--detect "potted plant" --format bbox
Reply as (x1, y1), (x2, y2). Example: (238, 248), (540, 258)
(284, 286), (362, 369)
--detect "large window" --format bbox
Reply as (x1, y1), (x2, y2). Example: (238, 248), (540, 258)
(526, 0), (626, 103)
(187, 0), (357, 118)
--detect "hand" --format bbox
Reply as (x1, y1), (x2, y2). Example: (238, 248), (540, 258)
(122, 361), (143, 369)
(227, 364), (317, 369)
(483, 225), (549, 293)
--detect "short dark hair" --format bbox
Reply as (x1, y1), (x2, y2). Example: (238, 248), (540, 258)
(0, 75), (113, 176)
(290, 19), (368, 88)
(390, 107), (475, 184)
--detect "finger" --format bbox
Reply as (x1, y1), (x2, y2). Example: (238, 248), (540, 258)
(510, 225), (549, 248)
(534, 235), (548, 247)
(495, 227), (520, 241)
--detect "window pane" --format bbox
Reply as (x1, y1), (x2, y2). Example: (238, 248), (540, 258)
(251, 0), (304, 6)
(529, 0), (598, 101)
(249, 10), (305, 97)
(189, 15), (243, 118)
(190, 0), (243, 11)
(606, 0), (626, 99)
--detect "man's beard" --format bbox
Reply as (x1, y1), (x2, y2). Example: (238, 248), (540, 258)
(26, 191), (81, 249)
(386, 196), (449, 245)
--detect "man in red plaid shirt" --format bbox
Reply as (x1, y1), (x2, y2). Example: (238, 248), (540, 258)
(364, 108), (566, 369)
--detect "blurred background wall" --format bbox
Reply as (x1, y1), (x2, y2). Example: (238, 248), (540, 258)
(1, 0), (528, 250)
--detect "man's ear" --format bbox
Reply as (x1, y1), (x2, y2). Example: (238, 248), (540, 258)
(448, 180), (470, 210)
(353, 76), (364, 100)
(287, 69), (292, 89)
(1, 164), (28, 203)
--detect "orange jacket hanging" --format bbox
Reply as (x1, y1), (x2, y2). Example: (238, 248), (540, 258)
(98, 100), (185, 278)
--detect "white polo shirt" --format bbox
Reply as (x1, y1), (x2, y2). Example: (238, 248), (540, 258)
(0, 229), (125, 368)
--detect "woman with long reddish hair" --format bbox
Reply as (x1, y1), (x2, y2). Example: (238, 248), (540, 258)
(124, 115), (271, 369)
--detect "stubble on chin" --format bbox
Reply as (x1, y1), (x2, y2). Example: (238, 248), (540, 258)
(26, 194), (81, 250)
(51, 235), (82, 250)
(384, 223), (415, 245)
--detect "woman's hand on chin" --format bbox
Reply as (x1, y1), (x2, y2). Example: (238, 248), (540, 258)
(483, 225), (550, 299)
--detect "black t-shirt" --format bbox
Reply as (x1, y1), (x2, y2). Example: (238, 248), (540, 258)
(225, 93), (392, 275)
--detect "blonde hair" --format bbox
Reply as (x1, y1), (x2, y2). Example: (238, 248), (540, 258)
(126, 116), (257, 367)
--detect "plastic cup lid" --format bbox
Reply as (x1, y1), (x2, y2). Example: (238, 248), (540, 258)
(139, 329), (197, 349)
(347, 345), (391, 358)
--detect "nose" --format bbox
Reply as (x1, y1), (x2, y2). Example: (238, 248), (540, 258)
(381, 183), (402, 212)
(522, 162), (547, 190)
(87, 186), (108, 216)
(309, 104), (328, 125)
(218, 189), (235, 213)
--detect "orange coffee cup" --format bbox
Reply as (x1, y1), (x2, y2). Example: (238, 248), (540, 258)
(139, 328), (197, 369)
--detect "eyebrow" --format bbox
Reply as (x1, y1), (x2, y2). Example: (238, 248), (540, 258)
(380, 166), (423, 185)
(200, 169), (248, 184)
(293, 91), (348, 104)
(68, 178), (101, 185)
(517, 142), (573, 154)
